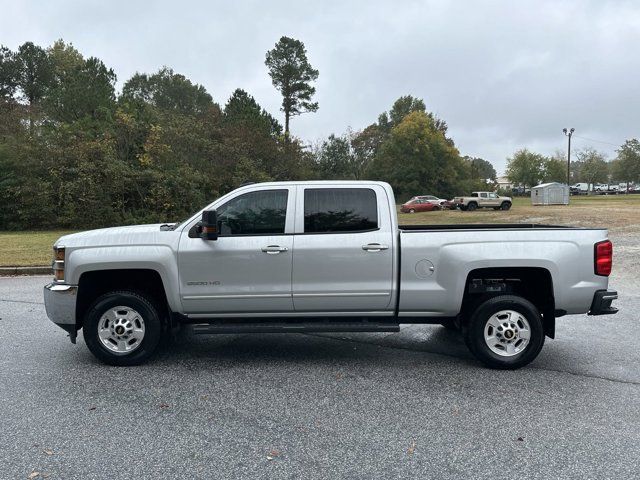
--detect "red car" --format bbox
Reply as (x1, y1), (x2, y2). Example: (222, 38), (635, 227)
(400, 198), (443, 213)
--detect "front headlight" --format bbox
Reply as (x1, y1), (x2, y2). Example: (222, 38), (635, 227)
(52, 246), (65, 282)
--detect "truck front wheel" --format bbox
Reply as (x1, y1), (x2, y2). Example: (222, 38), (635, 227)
(463, 295), (544, 369)
(83, 291), (164, 366)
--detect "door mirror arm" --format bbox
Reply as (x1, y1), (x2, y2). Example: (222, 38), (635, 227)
(188, 222), (203, 238)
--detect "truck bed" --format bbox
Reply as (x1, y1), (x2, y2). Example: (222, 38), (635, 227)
(397, 224), (608, 317)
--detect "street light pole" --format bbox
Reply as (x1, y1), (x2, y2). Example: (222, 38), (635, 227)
(562, 128), (574, 185)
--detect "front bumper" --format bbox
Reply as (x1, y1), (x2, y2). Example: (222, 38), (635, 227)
(588, 289), (618, 315)
(43, 282), (78, 326)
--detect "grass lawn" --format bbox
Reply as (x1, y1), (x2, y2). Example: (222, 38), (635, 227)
(0, 231), (74, 267)
(1, 195), (639, 268)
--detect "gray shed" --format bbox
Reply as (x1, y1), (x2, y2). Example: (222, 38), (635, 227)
(531, 182), (569, 205)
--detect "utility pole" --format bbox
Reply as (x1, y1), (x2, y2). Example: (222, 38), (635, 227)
(562, 128), (574, 185)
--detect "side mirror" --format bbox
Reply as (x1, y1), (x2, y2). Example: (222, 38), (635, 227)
(201, 210), (218, 240)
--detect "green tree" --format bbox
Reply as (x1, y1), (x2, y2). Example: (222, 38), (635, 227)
(13, 42), (54, 128)
(265, 36), (318, 137)
(0, 46), (18, 98)
(121, 67), (214, 116)
(376, 95), (450, 144)
(369, 111), (464, 199)
(42, 40), (116, 125)
(316, 134), (354, 179)
(542, 153), (567, 183)
(574, 148), (609, 188)
(349, 127), (379, 180)
(505, 149), (546, 188)
(614, 139), (640, 189)
(387, 95), (426, 127)
(465, 156), (497, 181)
(224, 88), (281, 137)
(221, 89), (284, 183)
(14, 42), (53, 104)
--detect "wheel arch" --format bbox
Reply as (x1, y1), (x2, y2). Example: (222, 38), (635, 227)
(460, 267), (556, 338)
(75, 269), (171, 330)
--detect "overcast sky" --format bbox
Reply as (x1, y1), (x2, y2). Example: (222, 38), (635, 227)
(3, 0), (639, 174)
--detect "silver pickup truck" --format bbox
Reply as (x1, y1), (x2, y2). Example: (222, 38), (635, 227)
(44, 181), (617, 369)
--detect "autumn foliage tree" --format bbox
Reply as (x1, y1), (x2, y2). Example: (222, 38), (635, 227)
(368, 111), (466, 199)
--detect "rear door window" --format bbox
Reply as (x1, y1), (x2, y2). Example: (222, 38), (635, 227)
(304, 188), (378, 233)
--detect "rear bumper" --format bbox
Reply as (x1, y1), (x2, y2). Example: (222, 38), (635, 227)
(588, 289), (618, 315)
(43, 283), (78, 326)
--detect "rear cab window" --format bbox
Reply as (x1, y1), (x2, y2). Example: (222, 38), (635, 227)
(302, 188), (378, 233)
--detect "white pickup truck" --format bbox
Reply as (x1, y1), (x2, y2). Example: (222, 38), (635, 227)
(44, 181), (617, 369)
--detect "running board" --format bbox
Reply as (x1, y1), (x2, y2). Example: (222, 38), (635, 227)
(191, 322), (400, 335)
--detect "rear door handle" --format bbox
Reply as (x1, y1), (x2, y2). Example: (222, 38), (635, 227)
(262, 245), (288, 254)
(362, 243), (389, 252)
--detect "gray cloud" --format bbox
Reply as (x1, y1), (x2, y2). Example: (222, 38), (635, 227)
(3, 0), (638, 173)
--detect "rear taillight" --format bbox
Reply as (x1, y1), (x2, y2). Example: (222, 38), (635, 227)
(594, 240), (612, 276)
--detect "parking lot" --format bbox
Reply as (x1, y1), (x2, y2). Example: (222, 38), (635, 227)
(1, 227), (639, 479)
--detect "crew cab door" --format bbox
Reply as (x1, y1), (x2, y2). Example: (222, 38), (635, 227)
(178, 186), (295, 314)
(487, 192), (500, 206)
(291, 185), (394, 312)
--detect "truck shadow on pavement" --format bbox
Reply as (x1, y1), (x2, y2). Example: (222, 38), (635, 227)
(148, 324), (476, 367)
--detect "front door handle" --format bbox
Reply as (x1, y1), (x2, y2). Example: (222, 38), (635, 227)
(262, 245), (288, 255)
(362, 243), (389, 252)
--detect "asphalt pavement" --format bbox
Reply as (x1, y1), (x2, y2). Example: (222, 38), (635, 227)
(1, 274), (638, 479)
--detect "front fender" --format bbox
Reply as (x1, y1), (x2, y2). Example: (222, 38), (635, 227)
(66, 245), (181, 313)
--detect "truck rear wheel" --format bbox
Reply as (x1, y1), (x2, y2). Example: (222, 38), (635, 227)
(467, 202), (478, 211)
(463, 295), (544, 369)
(83, 291), (163, 366)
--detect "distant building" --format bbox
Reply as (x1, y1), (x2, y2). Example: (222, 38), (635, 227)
(496, 176), (513, 190)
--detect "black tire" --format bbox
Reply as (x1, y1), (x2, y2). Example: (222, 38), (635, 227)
(462, 295), (545, 369)
(83, 291), (164, 366)
(408, 208), (415, 213)
(467, 202), (478, 211)
(501, 201), (512, 210)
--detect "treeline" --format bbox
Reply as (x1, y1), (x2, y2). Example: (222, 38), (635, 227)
(0, 39), (493, 230)
(506, 141), (640, 189)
